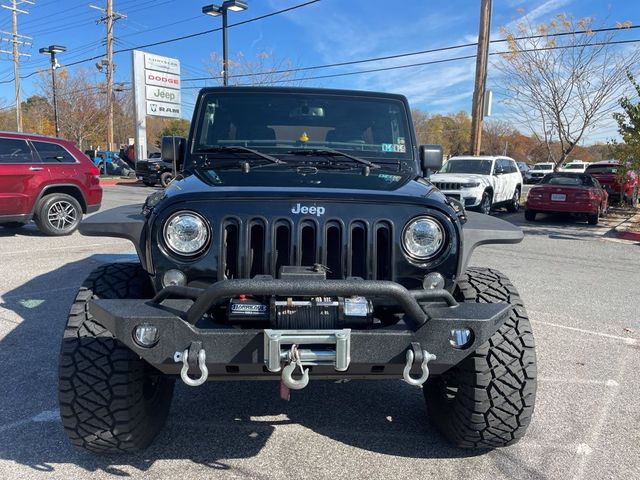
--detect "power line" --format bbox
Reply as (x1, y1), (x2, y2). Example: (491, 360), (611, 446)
(181, 24), (640, 82)
(182, 37), (640, 87)
(12, 0), (321, 74)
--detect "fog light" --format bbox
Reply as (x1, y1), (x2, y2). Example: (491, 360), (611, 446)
(133, 324), (159, 347)
(423, 272), (445, 290)
(162, 269), (187, 287)
(449, 328), (473, 349)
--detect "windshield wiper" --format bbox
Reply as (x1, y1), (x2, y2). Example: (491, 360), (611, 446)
(286, 148), (379, 169)
(198, 146), (286, 165)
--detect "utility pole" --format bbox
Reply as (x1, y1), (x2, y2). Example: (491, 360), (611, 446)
(91, 1), (126, 151)
(0, 0), (33, 132)
(469, 0), (492, 156)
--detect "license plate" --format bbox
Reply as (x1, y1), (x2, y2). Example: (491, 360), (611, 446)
(551, 193), (566, 201)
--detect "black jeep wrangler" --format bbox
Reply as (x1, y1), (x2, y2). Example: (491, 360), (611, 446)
(58, 87), (537, 453)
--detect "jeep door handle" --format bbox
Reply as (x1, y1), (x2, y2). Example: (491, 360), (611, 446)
(28, 166), (44, 171)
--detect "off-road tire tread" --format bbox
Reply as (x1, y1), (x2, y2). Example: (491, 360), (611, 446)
(424, 267), (537, 448)
(58, 262), (174, 453)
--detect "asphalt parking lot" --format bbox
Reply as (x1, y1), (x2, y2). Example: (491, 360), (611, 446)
(0, 184), (638, 480)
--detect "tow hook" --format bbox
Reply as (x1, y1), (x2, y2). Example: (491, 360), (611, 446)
(174, 341), (208, 387)
(403, 342), (436, 386)
(281, 344), (310, 390)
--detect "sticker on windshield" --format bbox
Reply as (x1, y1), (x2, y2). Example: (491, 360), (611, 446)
(397, 137), (405, 145)
(382, 143), (406, 153)
(377, 173), (402, 183)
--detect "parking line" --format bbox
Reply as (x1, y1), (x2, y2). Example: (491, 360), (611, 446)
(531, 319), (637, 345)
(538, 377), (620, 387)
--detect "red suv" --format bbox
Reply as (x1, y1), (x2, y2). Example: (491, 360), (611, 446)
(585, 160), (638, 206)
(0, 132), (102, 235)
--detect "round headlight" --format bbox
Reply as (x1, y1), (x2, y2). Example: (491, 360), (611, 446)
(402, 217), (445, 260)
(164, 211), (210, 256)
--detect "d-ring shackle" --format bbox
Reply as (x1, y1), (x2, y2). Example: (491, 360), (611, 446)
(403, 347), (436, 386)
(177, 348), (209, 387)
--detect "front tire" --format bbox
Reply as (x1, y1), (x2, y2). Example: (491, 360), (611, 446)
(34, 193), (82, 236)
(58, 263), (175, 453)
(160, 171), (174, 188)
(424, 268), (537, 448)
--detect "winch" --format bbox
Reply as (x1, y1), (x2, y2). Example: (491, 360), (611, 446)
(227, 295), (374, 328)
(226, 265), (375, 328)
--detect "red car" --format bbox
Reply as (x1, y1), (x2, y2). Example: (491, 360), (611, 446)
(525, 172), (608, 225)
(0, 132), (102, 235)
(585, 160), (638, 205)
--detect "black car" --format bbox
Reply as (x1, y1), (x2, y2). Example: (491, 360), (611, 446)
(517, 161), (531, 182)
(135, 151), (175, 187)
(59, 87), (537, 453)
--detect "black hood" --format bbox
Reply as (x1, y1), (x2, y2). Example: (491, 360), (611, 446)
(161, 167), (447, 206)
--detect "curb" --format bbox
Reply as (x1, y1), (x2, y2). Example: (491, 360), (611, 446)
(611, 208), (640, 241)
(99, 177), (142, 186)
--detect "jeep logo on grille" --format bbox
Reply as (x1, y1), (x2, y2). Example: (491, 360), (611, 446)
(291, 203), (325, 216)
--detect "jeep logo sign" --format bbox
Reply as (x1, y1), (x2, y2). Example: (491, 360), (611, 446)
(291, 203), (325, 216)
(145, 85), (181, 105)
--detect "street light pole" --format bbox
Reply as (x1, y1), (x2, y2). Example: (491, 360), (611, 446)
(39, 45), (66, 138)
(202, 1), (248, 86)
(222, 7), (228, 86)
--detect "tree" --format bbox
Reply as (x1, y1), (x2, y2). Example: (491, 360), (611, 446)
(22, 95), (54, 136)
(482, 119), (515, 155)
(207, 50), (305, 86)
(497, 14), (639, 169)
(37, 69), (107, 150)
(159, 118), (190, 139)
(611, 71), (640, 179)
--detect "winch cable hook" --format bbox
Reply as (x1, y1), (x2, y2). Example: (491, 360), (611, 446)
(281, 344), (309, 390)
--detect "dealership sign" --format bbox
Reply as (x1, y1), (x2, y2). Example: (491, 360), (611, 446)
(132, 50), (183, 160)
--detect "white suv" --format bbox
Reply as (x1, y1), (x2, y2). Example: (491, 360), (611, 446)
(430, 156), (523, 214)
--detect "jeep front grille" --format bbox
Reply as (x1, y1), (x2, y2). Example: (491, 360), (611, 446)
(433, 182), (462, 191)
(218, 217), (394, 281)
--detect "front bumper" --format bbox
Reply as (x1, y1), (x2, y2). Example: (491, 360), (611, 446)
(137, 172), (161, 182)
(440, 190), (481, 208)
(89, 278), (510, 380)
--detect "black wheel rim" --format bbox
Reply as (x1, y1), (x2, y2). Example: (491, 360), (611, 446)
(47, 200), (78, 231)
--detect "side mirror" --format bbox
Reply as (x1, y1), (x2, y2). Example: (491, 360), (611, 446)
(494, 166), (505, 176)
(419, 144), (443, 177)
(161, 136), (186, 175)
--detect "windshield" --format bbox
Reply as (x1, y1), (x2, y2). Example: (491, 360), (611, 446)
(533, 163), (554, 170)
(439, 159), (493, 175)
(564, 164), (584, 170)
(586, 165), (618, 174)
(193, 91), (412, 167)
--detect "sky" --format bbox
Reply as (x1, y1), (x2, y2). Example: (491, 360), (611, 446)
(0, 0), (637, 142)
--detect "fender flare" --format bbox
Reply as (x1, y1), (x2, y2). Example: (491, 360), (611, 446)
(458, 211), (523, 275)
